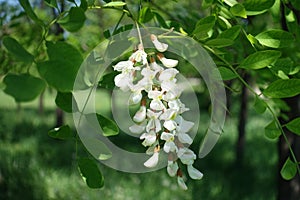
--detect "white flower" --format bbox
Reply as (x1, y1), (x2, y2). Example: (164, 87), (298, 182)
(129, 92), (143, 105)
(148, 90), (165, 111)
(168, 99), (189, 113)
(146, 109), (162, 133)
(140, 130), (157, 146)
(129, 48), (147, 65)
(159, 68), (179, 82)
(177, 132), (193, 144)
(129, 122), (146, 134)
(177, 148), (196, 165)
(175, 116), (194, 133)
(167, 161), (178, 177)
(157, 53), (178, 68)
(187, 165), (203, 180)
(144, 152), (159, 168)
(113, 60), (134, 71)
(160, 109), (177, 121)
(163, 120), (177, 131)
(151, 34), (168, 52)
(133, 106), (146, 123)
(161, 132), (177, 153)
(150, 60), (164, 72)
(114, 73), (133, 91)
(177, 176), (188, 190)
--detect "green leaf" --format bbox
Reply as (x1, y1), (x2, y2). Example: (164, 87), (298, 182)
(280, 157), (297, 180)
(255, 29), (294, 48)
(218, 25), (241, 40)
(58, 7), (86, 32)
(263, 79), (300, 98)
(286, 117), (300, 135)
(78, 158), (104, 188)
(80, 0), (88, 11)
(103, 1), (126, 7)
(106, 39), (132, 59)
(139, 7), (154, 23)
(55, 92), (78, 113)
(240, 50), (281, 69)
(48, 125), (74, 140)
(290, 0), (300, 11)
(3, 36), (34, 63)
(84, 138), (112, 160)
(98, 71), (118, 90)
(19, 0), (44, 26)
(254, 96), (267, 114)
(154, 12), (168, 28)
(193, 16), (216, 40)
(95, 114), (119, 136)
(44, 0), (58, 9)
(230, 3), (247, 18)
(264, 120), (281, 139)
(37, 60), (79, 92)
(243, 0), (275, 16)
(217, 67), (237, 80)
(3, 74), (46, 102)
(46, 41), (83, 66)
(224, 0), (238, 7)
(205, 38), (234, 48)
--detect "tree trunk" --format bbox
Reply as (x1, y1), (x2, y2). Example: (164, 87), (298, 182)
(235, 73), (249, 164)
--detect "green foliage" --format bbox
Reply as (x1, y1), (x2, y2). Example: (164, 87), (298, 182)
(139, 7), (154, 23)
(58, 7), (86, 32)
(83, 137), (112, 160)
(254, 96), (267, 114)
(78, 158), (104, 188)
(44, 0), (58, 9)
(264, 120), (281, 139)
(2, 36), (34, 63)
(218, 67), (238, 80)
(285, 117), (300, 135)
(55, 92), (76, 113)
(95, 113), (119, 137)
(255, 29), (294, 48)
(98, 71), (118, 90)
(240, 50), (281, 70)
(3, 74), (46, 102)
(263, 79), (300, 98)
(193, 16), (216, 40)
(103, 1), (126, 7)
(18, 0), (44, 26)
(243, 0), (275, 15)
(48, 125), (74, 140)
(280, 157), (297, 180)
(230, 3), (247, 18)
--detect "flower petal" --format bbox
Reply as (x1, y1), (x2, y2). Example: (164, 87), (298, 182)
(129, 92), (142, 105)
(144, 152), (159, 168)
(187, 165), (203, 180)
(160, 57), (178, 68)
(177, 176), (188, 190)
(167, 161), (178, 177)
(150, 99), (166, 111)
(129, 123), (145, 134)
(163, 120), (177, 131)
(113, 60), (133, 71)
(133, 106), (146, 123)
(178, 133), (193, 144)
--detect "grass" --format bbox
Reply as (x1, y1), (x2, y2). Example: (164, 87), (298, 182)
(0, 90), (278, 199)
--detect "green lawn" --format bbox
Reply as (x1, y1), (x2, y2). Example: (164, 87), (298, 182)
(0, 90), (278, 200)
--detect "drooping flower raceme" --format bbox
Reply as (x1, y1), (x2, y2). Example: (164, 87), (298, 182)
(112, 33), (202, 190)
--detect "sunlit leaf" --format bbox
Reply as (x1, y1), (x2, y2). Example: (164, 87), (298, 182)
(193, 16), (216, 40)
(3, 74), (46, 102)
(263, 79), (300, 98)
(154, 12), (168, 28)
(243, 0), (275, 16)
(78, 158), (104, 188)
(240, 50), (281, 70)
(264, 121), (281, 139)
(286, 117), (300, 135)
(255, 29), (294, 48)
(19, 0), (45, 26)
(3, 36), (34, 63)
(103, 1), (126, 7)
(48, 125), (74, 140)
(95, 114), (119, 136)
(280, 157), (297, 180)
(58, 7), (86, 32)
(230, 3), (247, 18)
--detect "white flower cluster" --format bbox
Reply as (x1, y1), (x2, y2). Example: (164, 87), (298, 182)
(112, 33), (203, 190)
